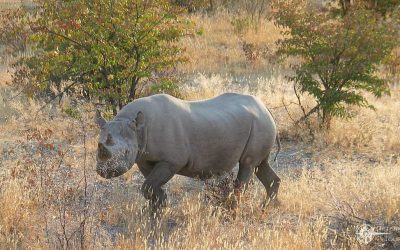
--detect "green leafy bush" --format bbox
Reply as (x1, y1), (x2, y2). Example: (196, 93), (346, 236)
(150, 78), (183, 98)
(0, 8), (32, 62)
(331, 0), (400, 16)
(62, 106), (81, 120)
(272, 0), (397, 127)
(2, 0), (193, 113)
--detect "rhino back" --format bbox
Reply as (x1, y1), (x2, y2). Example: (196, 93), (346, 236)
(183, 93), (275, 175)
(117, 93), (276, 177)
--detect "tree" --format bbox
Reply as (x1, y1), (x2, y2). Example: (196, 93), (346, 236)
(0, 8), (31, 59)
(332, 0), (400, 16)
(3, 0), (193, 113)
(272, 0), (397, 128)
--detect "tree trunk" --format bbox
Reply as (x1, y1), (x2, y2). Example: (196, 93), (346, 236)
(295, 105), (320, 125)
(117, 85), (123, 110)
(339, 0), (351, 15)
(129, 78), (139, 100)
(321, 110), (332, 130)
(108, 97), (117, 116)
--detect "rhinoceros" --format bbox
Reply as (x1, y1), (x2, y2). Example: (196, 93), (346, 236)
(95, 93), (281, 209)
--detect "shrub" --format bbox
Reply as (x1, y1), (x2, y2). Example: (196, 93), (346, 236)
(1, 0), (193, 113)
(272, 0), (397, 128)
(0, 8), (32, 63)
(331, 0), (400, 16)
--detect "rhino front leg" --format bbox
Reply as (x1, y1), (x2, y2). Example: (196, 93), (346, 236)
(141, 162), (175, 211)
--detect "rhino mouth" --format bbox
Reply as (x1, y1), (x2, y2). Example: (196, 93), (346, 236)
(97, 168), (122, 179)
(96, 159), (128, 179)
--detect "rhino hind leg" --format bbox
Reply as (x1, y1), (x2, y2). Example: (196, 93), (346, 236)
(255, 159), (281, 207)
(230, 156), (257, 214)
(141, 162), (175, 211)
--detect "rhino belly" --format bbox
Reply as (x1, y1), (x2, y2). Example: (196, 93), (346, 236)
(177, 141), (245, 179)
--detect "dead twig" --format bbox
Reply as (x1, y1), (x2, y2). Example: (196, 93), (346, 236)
(292, 84), (316, 139)
(281, 98), (298, 126)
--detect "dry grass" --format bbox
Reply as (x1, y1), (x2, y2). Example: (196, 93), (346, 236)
(1, 72), (399, 249)
(179, 11), (282, 75)
(0, 70), (10, 86)
(0, 10), (399, 250)
(0, 179), (40, 248)
(324, 90), (400, 155)
(108, 158), (399, 249)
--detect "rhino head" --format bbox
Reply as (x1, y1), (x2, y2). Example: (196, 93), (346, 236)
(95, 110), (145, 179)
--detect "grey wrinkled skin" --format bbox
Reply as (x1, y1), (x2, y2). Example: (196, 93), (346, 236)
(95, 93), (281, 210)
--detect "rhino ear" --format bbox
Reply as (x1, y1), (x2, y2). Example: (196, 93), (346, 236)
(135, 111), (146, 151)
(135, 111), (145, 129)
(95, 110), (106, 128)
(129, 111), (145, 130)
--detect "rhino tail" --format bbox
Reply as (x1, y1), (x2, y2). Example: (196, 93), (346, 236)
(264, 105), (280, 163)
(273, 131), (281, 162)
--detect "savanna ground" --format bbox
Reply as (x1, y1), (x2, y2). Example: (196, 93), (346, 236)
(0, 3), (400, 249)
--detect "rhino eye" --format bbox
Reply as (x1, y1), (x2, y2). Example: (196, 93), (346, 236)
(106, 133), (113, 145)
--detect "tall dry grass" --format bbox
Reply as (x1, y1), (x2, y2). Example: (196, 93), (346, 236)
(0, 71), (399, 249)
(0, 9), (399, 250)
(109, 156), (400, 249)
(179, 11), (282, 75)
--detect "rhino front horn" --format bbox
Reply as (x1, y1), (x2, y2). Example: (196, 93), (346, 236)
(98, 142), (111, 160)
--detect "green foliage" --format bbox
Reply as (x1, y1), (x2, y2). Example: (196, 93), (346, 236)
(150, 78), (183, 98)
(230, 16), (251, 35)
(62, 106), (81, 120)
(331, 0), (400, 16)
(2, 0), (193, 111)
(196, 26), (205, 36)
(362, 0), (399, 16)
(0, 8), (32, 61)
(272, 0), (397, 127)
